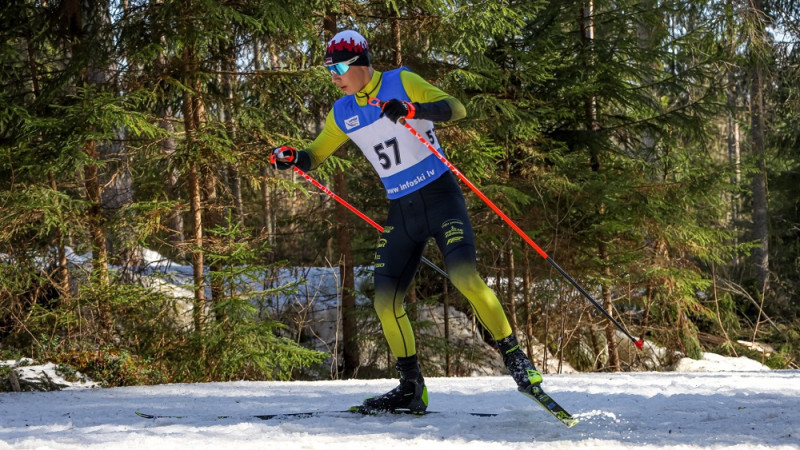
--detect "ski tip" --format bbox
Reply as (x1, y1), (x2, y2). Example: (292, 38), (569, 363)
(565, 418), (580, 428)
(634, 338), (644, 350)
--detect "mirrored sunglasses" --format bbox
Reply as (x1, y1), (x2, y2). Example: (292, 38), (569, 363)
(327, 55), (360, 75)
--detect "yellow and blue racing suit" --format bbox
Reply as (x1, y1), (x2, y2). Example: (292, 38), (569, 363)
(300, 68), (513, 358)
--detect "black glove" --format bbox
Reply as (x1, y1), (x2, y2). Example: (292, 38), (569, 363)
(381, 99), (417, 123)
(270, 145), (297, 170)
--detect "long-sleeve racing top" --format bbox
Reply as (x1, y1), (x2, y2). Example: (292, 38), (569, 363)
(295, 68), (465, 199)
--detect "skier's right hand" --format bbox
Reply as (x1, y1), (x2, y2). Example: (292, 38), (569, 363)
(270, 145), (297, 170)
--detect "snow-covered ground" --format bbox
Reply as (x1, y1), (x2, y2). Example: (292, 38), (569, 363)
(1, 354), (797, 449)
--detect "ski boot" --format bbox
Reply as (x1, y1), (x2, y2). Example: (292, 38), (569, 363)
(497, 334), (543, 392)
(357, 354), (428, 415)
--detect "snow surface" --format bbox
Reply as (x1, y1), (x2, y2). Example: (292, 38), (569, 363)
(1, 355), (797, 450)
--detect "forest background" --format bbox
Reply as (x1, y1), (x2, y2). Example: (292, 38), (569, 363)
(1, 0), (799, 388)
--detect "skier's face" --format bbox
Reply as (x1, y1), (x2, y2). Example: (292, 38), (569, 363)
(331, 65), (372, 96)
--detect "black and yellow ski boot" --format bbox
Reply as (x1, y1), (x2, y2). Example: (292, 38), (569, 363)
(497, 334), (543, 391)
(356, 354), (428, 415)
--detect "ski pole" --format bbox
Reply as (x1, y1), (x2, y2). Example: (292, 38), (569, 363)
(290, 165), (450, 280)
(369, 97), (644, 349)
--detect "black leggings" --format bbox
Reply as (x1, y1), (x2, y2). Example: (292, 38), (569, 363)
(373, 172), (512, 358)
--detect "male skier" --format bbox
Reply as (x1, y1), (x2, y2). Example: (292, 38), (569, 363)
(271, 29), (542, 414)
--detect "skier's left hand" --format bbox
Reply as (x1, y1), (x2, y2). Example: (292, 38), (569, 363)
(381, 99), (417, 123)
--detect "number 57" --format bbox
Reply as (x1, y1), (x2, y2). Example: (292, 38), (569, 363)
(373, 137), (400, 169)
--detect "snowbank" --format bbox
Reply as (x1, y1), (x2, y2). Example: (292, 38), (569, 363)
(1, 359), (98, 391)
(670, 352), (771, 372)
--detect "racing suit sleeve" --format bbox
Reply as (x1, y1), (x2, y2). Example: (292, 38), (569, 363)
(297, 109), (349, 170)
(399, 70), (467, 122)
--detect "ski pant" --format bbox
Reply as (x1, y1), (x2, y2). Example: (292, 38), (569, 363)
(372, 171), (513, 358)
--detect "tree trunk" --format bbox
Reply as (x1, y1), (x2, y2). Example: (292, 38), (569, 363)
(334, 167), (359, 378)
(523, 250), (534, 359)
(182, 39), (205, 331)
(724, 0), (742, 250)
(203, 166), (224, 308)
(64, 0), (112, 335)
(583, 0), (620, 371)
(203, 56), (224, 308)
(83, 140), (109, 288)
(188, 163), (205, 331)
(392, 16), (402, 66)
(159, 104), (185, 255)
(506, 245), (518, 334)
(68, 0), (108, 288)
(100, 127), (138, 270)
(151, 0), (184, 257)
(726, 67), (742, 267)
(599, 240), (620, 370)
(253, 40), (275, 246)
(220, 50), (245, 228)
(748, 0), (769, 292)
(91, 1), (138, 271)
(260, 164), (274, 246)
